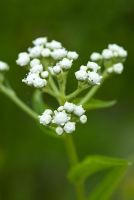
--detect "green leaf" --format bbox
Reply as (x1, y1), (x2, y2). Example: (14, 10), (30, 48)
(32, 90), (48, 114)
(84, 99), (117, 110)
(68, 155), (129, 183)
(89, 167), (127, 200)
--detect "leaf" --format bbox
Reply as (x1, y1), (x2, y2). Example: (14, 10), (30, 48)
(68, 155), (129, 183)
(84, 99), (117, 110)
(68, 155), (131, 200)
(32, 90), (48, 114)
(89, 167), (127, 200)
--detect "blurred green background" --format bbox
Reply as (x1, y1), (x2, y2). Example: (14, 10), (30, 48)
(0, 0), (134, 199)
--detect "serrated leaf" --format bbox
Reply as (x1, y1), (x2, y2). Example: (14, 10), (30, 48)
(89, 167), (127, 200)
(32, 90), (48, 114)
(68, 155), (130, 184)
(84, 99), (117, 110)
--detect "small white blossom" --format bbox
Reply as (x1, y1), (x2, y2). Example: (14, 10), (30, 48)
(64, 102), (74, 113)
(43, 109), (53, 115)
(0, 61), (9, 71)
(46, 40), (62, 49)
(30, 64), (43, 73)
(59, 58), (73, 69)
(51, 49), (67, 60)
(29, 46), (43, 58)
(53, 65), (61, 74)
(102, 49), (113, 59)
(41, 71), (49, 78)
(56, 127), (64, 135)
(75, 70), (88, 81)
(80, 115), (87, 124)
(107, 67), (113, 74)
(16, 52), (30, 66)
(67, 51), (79, 60)
(87, 61), (100, 72)
(30, 59), (40, 67)
(88, 71), (102, 85)
(74, 105), (85, 117)
(39, 114), (52, 125)
(57, 106), (64, 112)
(53, 111), (69, 126)
(80, 65), (88, 71)
(33, 77), (47, 88)
(90, 52), (102, 61)
(33, 37), (47, 46)
(64, 122), (76, 134)
(113, 63), (124, 74)
(41, 48), (51, 57)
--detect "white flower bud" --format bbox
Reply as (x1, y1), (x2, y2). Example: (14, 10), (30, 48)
(51, 49), (67, 60)
(29, 46), (43, 58)
(74, 105), (85, 117)
(41, 48), (51, 57)
(75, 70), (88, 81)
(41, 71), (49, 78)
(43, 109), (53, 115)
(46, 40), (62, 49)
(56, 127), (64, 135)
(57, 106), (64, 112)
(64, 102), (74, 113)
(88, 71), (102, 85)
(64, 122), (76, 134)
(67, 51), (79, 60)
(59, 58), (73, 69)
(53, 111), (69, 126)
(80, 65), (88, 71)
(80, 115), (87, 124)
(102, 49), (113, 59)
(33, 77), (47, 88)
(33, 37), (47, 46)
(53, 65), (61, 74)
(87, 61), (100, 72)
(30, 64), (43, 73)
(90, 52), (102, 61)
(30, 59), (40, 67)
(39, 114), (52, 125)
(107, 67), (113, 74)
(0, 61), (9, 71)
(16, 52), (30, 66)
(113, 63), (124, 74)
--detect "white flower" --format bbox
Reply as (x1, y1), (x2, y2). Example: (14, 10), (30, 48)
(39, 114), (52, 125)
(108, 44), (127, 58)
(75, 70), (88, 81)
(56, 127), (64, 135)
(41, 48), (51, 57)
(74, 105), (85, 116)
(41, 71), (49, 78)
(33, 37), (47, 46)
(59, 58), (73, 69)
(53, 65), (61, 74)
(87, 61), (100, 72)
(102, 49), (113, 59)
(57, 106), (64, 112)
(80, 65), (88, 71)
(64, 102), (74, 113)
(46, 40), (62, 49)
(53, 111), (69, 126)
(80, 115), (87, 124)
(64, 122), (76, 134)
(67, 51), (79, 60)
(30, 64), (43, 73)
(88, 71), (102, 85)
(51, 49), (67, 60)
(90, 52), (102, 61)
(33, 77), (47, 88)
(0, 61), (9, 71)
(29, 46), (43, 58)
(43, 109), (53, 115)
(113, 63), (124, 74)
(107, 67), (113, 74)
(30, 59), (40, 67)
(16, 52), (30, 66)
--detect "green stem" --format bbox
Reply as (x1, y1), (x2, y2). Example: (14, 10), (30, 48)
(63, 135), (85, 200)
(0, 84), (38, 120)
(79, 70), (108, 105)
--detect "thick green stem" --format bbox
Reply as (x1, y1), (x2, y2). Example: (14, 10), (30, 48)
(0, 84), (38, 120)
(63, 135), (85, 200)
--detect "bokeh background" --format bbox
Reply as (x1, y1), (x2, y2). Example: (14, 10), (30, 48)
(0, 0), (134, 199)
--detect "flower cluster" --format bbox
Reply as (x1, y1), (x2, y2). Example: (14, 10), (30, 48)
(16, 37), (79, 88)
(90, 44), (127, 74)
(0, 61), (9, 72)
(39, 102), (87, 135)
(75, 62), (102, 85)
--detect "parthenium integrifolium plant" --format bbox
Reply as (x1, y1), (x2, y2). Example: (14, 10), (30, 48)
(0, 37), (131, 200)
